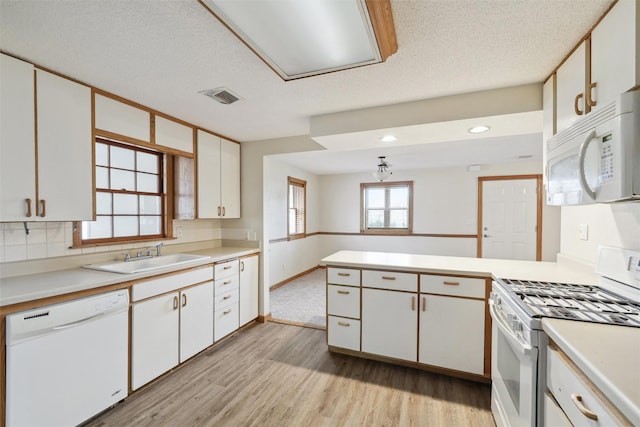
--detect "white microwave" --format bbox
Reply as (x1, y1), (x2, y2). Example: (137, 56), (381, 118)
(546, 90), (640, 206)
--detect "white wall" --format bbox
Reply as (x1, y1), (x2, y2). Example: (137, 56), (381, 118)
(560, 203), (640, 266)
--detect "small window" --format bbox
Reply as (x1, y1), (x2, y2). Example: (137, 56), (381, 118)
(80, 139), (165, 244)
(361, 181), (413, 234)
(288, 177), (306, 239)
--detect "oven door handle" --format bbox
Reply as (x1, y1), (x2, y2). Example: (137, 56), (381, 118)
(489, 300), (534, 358)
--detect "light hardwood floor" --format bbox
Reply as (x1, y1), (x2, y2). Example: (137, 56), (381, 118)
(87, 322), (495, 427)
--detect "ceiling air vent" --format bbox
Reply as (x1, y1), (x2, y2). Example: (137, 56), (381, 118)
(199, 87), (241, 105)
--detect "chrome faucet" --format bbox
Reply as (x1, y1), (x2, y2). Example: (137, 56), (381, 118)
(137, 242), (164, 258)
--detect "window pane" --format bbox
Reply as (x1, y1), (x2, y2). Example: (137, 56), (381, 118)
(137, 172), (158, 193)
(113, 193), (138, 215)
(366, 209), (385, 228)
(140, 216), (161, 235)
(96, 166), (109, 189)
(137, 151), (158, 174)
(140, 195), (161, 215)
(95, 142), (109, 166)
(366, 188), (385, 208)
(289, 208), (296, 234)
(111, 169), (135, 191)
(114, 216), (138, 237)
(110, 145), (135, 170)
(389, 187), (409, 208)
(82, 216), (112, 239)
(96, 192), (112, 215)
(389, 210), (409, 228)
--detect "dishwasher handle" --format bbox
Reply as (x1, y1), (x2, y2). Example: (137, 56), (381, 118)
(52, 312), (105, 331)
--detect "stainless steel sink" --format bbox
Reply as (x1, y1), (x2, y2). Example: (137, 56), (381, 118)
(83, 253), (211, 274)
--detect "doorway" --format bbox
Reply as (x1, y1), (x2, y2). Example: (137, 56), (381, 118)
(477, 175), (542, 261)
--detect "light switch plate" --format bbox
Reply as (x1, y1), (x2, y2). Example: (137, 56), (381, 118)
(578, 224), (588, 241)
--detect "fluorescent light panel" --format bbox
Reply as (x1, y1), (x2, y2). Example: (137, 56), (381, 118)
(200, 0), (382, 80)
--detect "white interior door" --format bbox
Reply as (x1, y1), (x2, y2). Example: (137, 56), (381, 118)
(481, 178), (538, 261)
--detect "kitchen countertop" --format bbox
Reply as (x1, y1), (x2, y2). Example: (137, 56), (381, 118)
(543, 318), (640, 426)
(0, 246), (259, 308)
(321, 250), (598, 284)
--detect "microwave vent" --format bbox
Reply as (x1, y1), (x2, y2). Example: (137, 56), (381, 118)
(199, 87), (241, 105)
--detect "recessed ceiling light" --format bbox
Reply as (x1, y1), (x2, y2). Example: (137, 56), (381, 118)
(468, 125), (490, 134)
(380, 135), (398, 142)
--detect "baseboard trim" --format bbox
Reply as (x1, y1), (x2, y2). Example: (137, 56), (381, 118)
(270, 317), (326, 331)
(257, 313), (272, 323)
(270, 265), (323, 291)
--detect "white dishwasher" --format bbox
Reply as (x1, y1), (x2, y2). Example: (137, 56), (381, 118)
(6, 289), (129, 427)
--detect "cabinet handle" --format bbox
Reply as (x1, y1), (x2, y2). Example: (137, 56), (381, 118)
(182, 293), (187, 307)
(38, 199), (46, 217)
(443, 281), (460, 286)
(381, 276), (396, 280)
(217, 206), (221, 216)
(337, 290), (350, 295)
(223, 265), (232, 270)
(422, 297), (426, 312)
(240, 261), (245, 272)
(222, 206), (226, 216)
(173, 295), (179, 310)
(223, 280), (232, 285)
(570, 393), (598, 421)
(574, 93), (584, 115)
(337, 272), (350, 277)
(223, 309), (232, 315)
(411, 296), (416, 311)
(587, 82), (597, 107)
(25, 198), (32, 217)
(337, 321), (350, 327)
(223, 294), (232, 300)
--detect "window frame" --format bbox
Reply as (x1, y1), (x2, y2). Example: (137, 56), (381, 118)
(287, 176), (307, 240)
(75, 138), (167, 246)
(360, 180), (413, 235)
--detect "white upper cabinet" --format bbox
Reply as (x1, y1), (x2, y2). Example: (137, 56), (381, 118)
(555, 41), (586, 135)
(0, 54), (92, 222)
(542, 75), (555, 144)
(0, 54), (36, 221)
(95, 94), (151, 142)
(196, 130), (240, 219)
(36, 69), (93, 221)
(154, 116), (194, 154)
(589, 0), (639, 112)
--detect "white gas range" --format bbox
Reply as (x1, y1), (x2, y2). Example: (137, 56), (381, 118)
(489, 246), (640, 427)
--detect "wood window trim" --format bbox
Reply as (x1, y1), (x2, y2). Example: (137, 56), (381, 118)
(287, 176), (307, 240)
(72, 138), (173, 248)
(360, 181), (413, 235)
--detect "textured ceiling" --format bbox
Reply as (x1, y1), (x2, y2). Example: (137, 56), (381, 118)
(0, 0), (614, 172)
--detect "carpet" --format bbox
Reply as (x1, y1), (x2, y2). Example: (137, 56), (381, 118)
(270, 268), (326, 328)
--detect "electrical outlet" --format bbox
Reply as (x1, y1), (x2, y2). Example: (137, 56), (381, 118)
(176, 226), (183, 237)
(578, 224), (588, 241)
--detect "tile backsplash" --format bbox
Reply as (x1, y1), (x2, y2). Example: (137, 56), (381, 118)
(0, 219), (225, 263)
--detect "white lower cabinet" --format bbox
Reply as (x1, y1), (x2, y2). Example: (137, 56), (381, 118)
(327, 316), (360, 351)
(418, 294), (485, 374)
(179, 282), (214, 363)
(214, 262), (240, 341)
(131, 291), (180, 391)
(361, 288), (417, 362)
(239, 254), (259, 326)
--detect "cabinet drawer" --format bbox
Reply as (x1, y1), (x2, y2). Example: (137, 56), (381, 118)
(327, 316), (360, 351)
(327, 285), (360, 319)
(214, 302), (239, 341)
(132, 266), (213, 301)
(420, 274), (485, 299)
(215, 287), (239, 310)
(547, 346), (621, 426)
(215, 259), (239, 279)
(362, 270), (417, 292)
(215, 275), (239, 295)
(327, 267), (360, 286)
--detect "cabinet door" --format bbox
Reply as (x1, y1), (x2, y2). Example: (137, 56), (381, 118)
(239, 255), (259, 326)
(590, 0), (638, 111)
(0, 54), (36, 221)
(131, 292), (180, 390)
(220, 138), (240, 218)
(418, 295), (485, 375)
(361, 288), (417, 362)
(556, 41), (586, 134)
(542, 75), (555, 143)
(155, 116), (194, 154)
(36, 70), (93, 221)
(179, 282), (214, 363)
(196, 129), (221, 218)
(94, 94), (150, 142)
